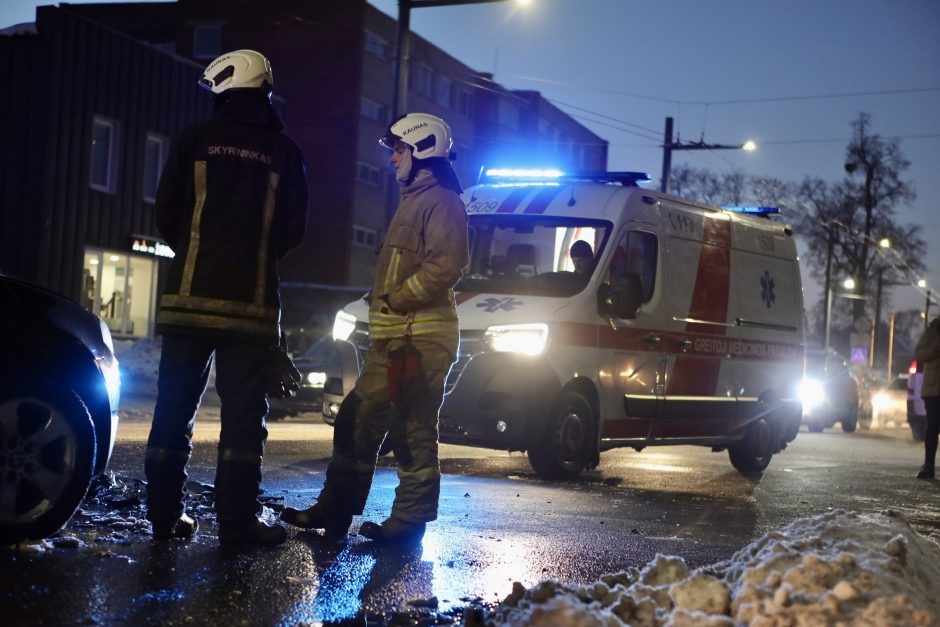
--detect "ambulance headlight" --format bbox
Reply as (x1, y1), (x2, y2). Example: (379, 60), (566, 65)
(484, 323), (549, 356)
(332, 310), (357, 342)
(799, 378), (826, 410)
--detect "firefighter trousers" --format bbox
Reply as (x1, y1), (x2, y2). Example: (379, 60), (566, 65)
(317, 336), (456, 524)
(145, 333), (272, 526)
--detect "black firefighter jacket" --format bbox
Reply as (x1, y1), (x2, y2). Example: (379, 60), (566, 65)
(154, 90), (308, 344)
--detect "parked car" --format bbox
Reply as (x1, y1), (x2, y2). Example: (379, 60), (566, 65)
(800, 349), (859, 432)
(0, 273), (121, 545)
(871, 374), (910, 428)
(267, 335), (332, 421)
(908, 360), (927, 441)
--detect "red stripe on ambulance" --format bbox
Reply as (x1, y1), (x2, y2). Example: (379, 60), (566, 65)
(666, 217), (732, 396)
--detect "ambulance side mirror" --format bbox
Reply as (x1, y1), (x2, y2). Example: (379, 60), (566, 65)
(598, 273), (644, 320)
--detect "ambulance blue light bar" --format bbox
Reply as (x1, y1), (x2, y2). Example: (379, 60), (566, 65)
(721, 206), (781, 216)
(480, 169), (652, 187)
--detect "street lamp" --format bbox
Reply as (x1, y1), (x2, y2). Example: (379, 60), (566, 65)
(391, 0), (528, 120)
(660, 116), (756, 193)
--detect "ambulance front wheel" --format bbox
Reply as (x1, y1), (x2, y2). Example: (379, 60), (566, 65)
(527, 390), (594, 480)
(728, 416), (773, 473)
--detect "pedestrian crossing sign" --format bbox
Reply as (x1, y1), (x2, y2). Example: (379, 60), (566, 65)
(850, 347), (867, 363)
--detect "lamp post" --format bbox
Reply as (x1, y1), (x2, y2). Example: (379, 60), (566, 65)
(392, 0), (523, 120)
(660, 116), (756, 193)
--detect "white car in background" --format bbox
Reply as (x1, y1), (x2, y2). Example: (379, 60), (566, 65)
(907, 361), (927, 441)
(871, 374), (910, 428)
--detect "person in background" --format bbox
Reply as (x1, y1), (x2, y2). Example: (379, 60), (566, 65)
(145, 49), (308, 546)
(281, 113), (468, 543)
(570, 240), (594, 278)
(915, 316), (940, 479)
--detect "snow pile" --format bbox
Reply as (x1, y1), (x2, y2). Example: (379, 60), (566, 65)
(113, 337), (216, 395)
(487, 510), (940, 626)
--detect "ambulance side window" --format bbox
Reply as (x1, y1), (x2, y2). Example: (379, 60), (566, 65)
(607, 230), (657, 302)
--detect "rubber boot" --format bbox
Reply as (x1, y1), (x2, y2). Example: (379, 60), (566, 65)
(145, 447), (192, 537)
(215, 450), (286, 547)
(359, 517), (426, 544)
(152, 514), (199, 541)
(281, 502), (352, 539)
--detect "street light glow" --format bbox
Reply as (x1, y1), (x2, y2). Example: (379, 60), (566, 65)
(879, 238), (891, 248)
(741, 140), (757, 151)
(843, 278), (856, 290)
(918, 279), (927, 288)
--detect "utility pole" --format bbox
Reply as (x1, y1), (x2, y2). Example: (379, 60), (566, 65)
(823, 226), (834, 351)
(660, 117), (755, 193)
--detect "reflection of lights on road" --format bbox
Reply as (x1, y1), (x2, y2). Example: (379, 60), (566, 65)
(635, 463), (691, 473)
(279, 544), (375, 625)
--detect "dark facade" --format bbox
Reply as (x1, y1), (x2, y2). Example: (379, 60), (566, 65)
(0, 6), (212, 337)
(69, 0), (608, 287)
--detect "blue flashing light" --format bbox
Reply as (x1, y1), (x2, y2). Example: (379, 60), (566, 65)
(485, 168), (566, 179)
(721, 206), (780, 215)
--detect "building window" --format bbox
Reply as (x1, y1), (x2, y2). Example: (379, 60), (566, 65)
(364, 30), (388, 59)
(360, 97), (386, 122)
(497, 99), (519, 131)
(83, 248), (158, 337)
(90, 115), (118, 193)
(352, 225), (378, 249)
(143, 133), (168, 203)
(436, 76), (452, 108)
(193, 24), (222, 59)
(414, 63), (433, 98)
(456, 89), (473, 117)
(356, 161), (384, 188)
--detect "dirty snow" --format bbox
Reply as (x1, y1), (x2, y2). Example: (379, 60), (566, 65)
(113, 337), (216, 396)
(484, 510), (940, 626)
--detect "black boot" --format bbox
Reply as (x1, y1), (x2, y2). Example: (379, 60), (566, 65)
(152, 513), (198, 541)
(281, 502), (352, 539)
(145, 447), (191, 532)
(359, 517), (426, 544)
(917, 465), (935, 480)
(219, 517), (287, 547)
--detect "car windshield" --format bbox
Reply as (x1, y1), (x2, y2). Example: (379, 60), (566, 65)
(455, 215), (612, 297)
(300, 336), (333, 361)
(889, 376), (909, 391)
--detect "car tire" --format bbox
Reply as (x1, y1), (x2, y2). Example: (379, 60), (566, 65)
(729, 417), (774, 473)
(841, 407), (858, 433)
(527, 390), (593, 480)
(0, 387), (96, 546)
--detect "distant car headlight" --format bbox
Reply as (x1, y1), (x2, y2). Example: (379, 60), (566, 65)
(305, 371), (326, 388)
(872, 391), (889, 411)
(332, 310), (357, 342)
(799, 378), (826, 411)
(485, 323), (549, 356)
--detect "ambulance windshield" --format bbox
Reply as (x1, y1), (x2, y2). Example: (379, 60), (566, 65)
(456, 215), (612, 297)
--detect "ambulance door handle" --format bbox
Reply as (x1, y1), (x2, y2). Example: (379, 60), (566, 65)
(676, 337), (693, 353)
(643, 334), (662, 348)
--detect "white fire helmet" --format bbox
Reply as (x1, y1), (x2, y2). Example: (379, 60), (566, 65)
(198, 49), (273, 94)
(380, 113), (454, 160)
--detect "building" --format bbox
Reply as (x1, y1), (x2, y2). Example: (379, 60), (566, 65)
(0, 6), (212, 339)
(1, 0), (607, 339)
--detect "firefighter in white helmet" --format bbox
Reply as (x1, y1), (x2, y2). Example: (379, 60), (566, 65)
(145, 49), (308, 547)
(282, 113), (468, 543)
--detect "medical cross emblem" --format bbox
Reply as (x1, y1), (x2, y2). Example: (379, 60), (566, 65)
(476, 297), (523, 313)
(760, 271), (776, 309)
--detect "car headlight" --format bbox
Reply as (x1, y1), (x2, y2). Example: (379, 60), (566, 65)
(305, 371), (326, 388)
(332, 310), (357, 342)
(97, 355), (121, 411)
(484, 323), (549, 356)
(799, 378), (825, 410)
(872, 391), (889, 411)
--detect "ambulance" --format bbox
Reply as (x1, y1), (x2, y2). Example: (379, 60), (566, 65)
(324, 169), (805, 479)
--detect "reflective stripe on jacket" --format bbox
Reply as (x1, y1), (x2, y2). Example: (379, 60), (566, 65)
(368, 169), (468, 342)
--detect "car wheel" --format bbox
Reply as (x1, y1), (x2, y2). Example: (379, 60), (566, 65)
(841, 406), (858, 433)
(0, 388), (96, 546)
(729, 417), (774, 473)
(527, 390), (593, 480)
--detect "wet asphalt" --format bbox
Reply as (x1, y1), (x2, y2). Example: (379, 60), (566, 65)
(2, 394), (939, 626)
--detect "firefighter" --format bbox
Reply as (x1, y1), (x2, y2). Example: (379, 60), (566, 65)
(282, 113), (468, 543)
(145, 49), (308, 546)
